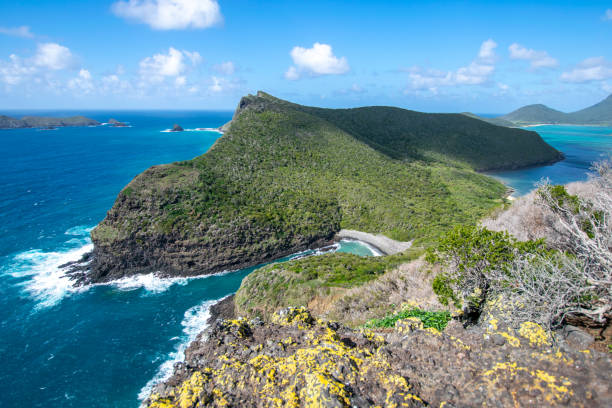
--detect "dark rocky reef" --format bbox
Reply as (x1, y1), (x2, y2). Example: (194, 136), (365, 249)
(171, 124), (184, 132)
(0, 114), (100, 129)
(144, 307), (612, 408)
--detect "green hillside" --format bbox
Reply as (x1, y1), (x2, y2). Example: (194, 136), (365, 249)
(498, 94), (612, 125)
(88, 92), (560, 281)
(500, 104), (567, 125)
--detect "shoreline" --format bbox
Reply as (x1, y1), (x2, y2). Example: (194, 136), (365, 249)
(334, 229), (412, 255)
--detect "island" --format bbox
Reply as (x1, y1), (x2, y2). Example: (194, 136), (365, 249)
(80, 91), (562, 285)
(108, 118), (127, 127)
(496, 93), (612, 126)
(171, 124), (184, 132)
(0, 114), (100, 129)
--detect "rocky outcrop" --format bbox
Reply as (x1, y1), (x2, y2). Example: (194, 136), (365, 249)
(108, 118), (127, 127)
(0, 114), (100, 129)
(144, 307), (611, 408)
(171, 124), (184, 132)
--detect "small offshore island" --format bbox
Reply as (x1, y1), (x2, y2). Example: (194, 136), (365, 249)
(0, 114), (100, 129)
(67, 92), (610, 407)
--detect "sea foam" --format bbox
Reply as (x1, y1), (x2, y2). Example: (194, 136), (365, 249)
(5, 226), (94, 309)
(138, 296), (226, 401)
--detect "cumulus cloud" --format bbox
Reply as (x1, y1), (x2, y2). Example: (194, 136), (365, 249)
(0, 25), (34, 38)
(139, 47), (201, 82)
(285, 42), (349, 80)
(561, 57), (612, 83)
(0, 42), (74, 87)
(213, 61), (235, 75)
(407, 39), (497, 92)
(34, 43), (74, 70)
(0, 54), (36, 85)
(68, 69), (94, 94)
(509, 43), (558, 68)
(604, 9), (612, 21)
(112, 0), (222, 30)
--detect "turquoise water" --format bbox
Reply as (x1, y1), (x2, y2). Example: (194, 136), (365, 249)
(0, 112), (376, 408)
(486, 125), (612, 195)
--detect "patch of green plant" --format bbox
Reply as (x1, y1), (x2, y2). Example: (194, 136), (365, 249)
(235, 249), (423, 321)
(432, 274), (460, 307)
(363, 307), (452, 331)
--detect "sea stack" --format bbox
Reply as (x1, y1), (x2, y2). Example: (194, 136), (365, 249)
(108, 118), (127, 127)
(171, 124), (184, 132)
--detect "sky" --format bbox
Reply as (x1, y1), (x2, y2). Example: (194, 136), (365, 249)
(0, 0), (611, 113)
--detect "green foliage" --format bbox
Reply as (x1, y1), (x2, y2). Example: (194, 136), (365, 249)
(235, 249), (422, 321)
(94, 93), (516, 253)
(363, 307), (452, 331)
(427, 225), (551, 307)
(432, 274), (460, 307)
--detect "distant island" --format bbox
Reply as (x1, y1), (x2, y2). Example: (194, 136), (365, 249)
(80, 91), (562, 284)
(466, 94), (612, 127)
(108, 118), (127, 127)
(0, 114), (100, 129)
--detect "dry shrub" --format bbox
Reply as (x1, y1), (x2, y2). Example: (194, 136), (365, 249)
(325, 260), (447, 327)
(480, 159), (612, 328)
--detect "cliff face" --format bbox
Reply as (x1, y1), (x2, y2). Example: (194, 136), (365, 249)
(144, 307), (611, 408)
(87, 92), (562, 283)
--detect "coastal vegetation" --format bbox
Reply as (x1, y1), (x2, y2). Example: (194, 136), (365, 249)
(89, 91), (561, 282)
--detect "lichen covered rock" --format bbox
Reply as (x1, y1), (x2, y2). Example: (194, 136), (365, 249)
(145, 307), (611, 407)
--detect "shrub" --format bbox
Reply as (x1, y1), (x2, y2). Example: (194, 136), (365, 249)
(435, 160), (612, 330)
(364, 307), (452, 331)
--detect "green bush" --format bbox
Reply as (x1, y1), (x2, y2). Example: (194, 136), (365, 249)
(363, 307), (452, 331)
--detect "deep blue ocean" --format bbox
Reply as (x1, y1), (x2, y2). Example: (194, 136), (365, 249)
(0, 111), (376, 408)
(0, 115), (610, 407)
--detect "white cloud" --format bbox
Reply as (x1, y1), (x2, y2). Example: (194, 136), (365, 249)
(604, 9), (612, 21)
(0, 25), (34, 38)
(213, 61), (235, 75)
(175, 75), (186, 86)
(0, 54), (36, 85)
(561, 57), (612, 83)
(68, 69), (94, 94)
(285, 42), (349, 80)
(407, 39), (497, 92)
(112, 0), (222, 30)
(139, 47), (201, 82)
(34, 43), (74, 70)
(509, 43), (558, 68)
(209, 76), (222, 92)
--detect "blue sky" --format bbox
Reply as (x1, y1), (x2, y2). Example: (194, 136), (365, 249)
(0, 0), (611, 112)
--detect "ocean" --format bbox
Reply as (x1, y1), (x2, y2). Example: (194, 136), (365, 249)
(0, 115), (610, 407)
(486, 125), (612, 195)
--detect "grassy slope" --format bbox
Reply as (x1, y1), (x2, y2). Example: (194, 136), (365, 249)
(92, 92), (562, 278)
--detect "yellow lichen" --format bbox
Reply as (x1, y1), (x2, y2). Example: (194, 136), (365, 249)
(518, 322), (551, 347)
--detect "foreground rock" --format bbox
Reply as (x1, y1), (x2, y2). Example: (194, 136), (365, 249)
(0, 114), (100, 129)
(145, 307), (611, 408)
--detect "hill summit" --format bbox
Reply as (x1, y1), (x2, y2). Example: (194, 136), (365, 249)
(84, 92), (562, 283)
(499, 94), (612, 125)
